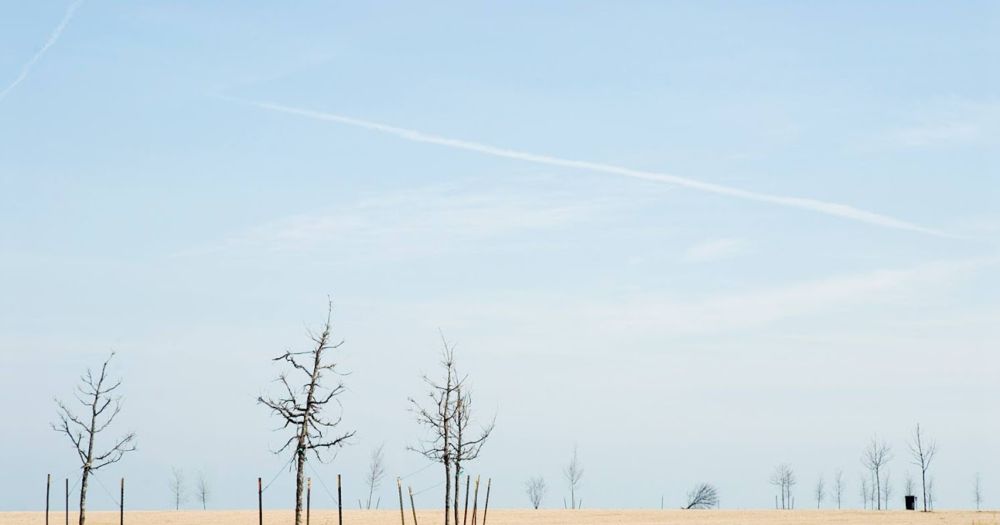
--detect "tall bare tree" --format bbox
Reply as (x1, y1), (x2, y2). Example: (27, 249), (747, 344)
(974, 473), (983, 511)
(861, 437), (892, 510)
(409, 338), (461, 525)
(833, 470), (844, 509)
(196, 472), (210, 510)
(169, 467), (185, 510)
(525, 477), (546, 509)
(53, 353), (137, 525)
(882, 470), (892, 510)
(859, 474), (869, 510)
(563, 446), (584, 509)
(814, 475), (825, 509)
(258, 302), (355, 525)
(684, 483), (719, 509)
(908, 424), (937, 512)
(363, 444), (386, 510)
(451, 382), (494, 525)
(769, 464), (795, 510)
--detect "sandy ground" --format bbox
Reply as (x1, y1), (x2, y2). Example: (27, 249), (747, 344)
(4, 509), (1000, 525)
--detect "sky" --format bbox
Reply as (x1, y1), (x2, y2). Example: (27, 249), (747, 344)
(1, 0), (999, 513)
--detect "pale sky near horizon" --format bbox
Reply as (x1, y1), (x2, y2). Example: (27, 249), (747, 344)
(1, 0), (999, 513)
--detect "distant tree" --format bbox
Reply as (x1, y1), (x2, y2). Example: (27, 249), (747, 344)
(196, 472), (210, 510)
(905, 475), (916, 497)
(859, 474), (869, 510)
(362, 444), (386, 510)
(927, 476), (935, 511)
(684, 483), (719, 509)
(169, 467), (185, 510)
(526, 476), (546, 509)
(974, 473), (983, 511)
(814, 475), (825, 509)
(53, 353), (137, 525)
(258, 301), (355, 525)
(769, 464), (796, 510)
(882, 471), (892, 510)
(563, 446), (584, 509)
(908, 424), (937, 512)
(833, 470), (844, 509)
(861, 437), (892, 510)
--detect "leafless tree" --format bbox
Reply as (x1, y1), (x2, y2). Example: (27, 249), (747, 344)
(409, 337), (461, 525)
(908, 424), (937, 512)
(450, 381), (495, 525)
(859, 474), (869, 510)
(861, 437), (892, 510)
(258, 302), (355, 525)
(169, 467), (185, 510)
(905, 475), (916, 497)
(814, 475), (825, 509)
(563, 446), (584, 509)
(769, 464), (796, 510)
(974, 472), (983, 511)
(52, 353), (137, 525)
(927, 476), (935, 510)
(362, 444), (386, 510)
(684, 483), (718, 509)
(196, 472), (210, 510)
(882, 470), (892, 510)
(526, 476), (546, 509)
(833, 470), (844, 509)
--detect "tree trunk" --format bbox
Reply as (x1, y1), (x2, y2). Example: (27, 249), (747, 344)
(453, 460), (461, 525)
(79, 468), (90, 525)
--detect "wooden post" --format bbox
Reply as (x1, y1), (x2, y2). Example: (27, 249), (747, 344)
(397, 478), (406, 525)
(258, 477), (263, 525)
(408, 486), (418, 525)
(470, 476), (480, 525)
(306, 478), (312, 525)
(46, 474), (51, 525)
(337, 474), (343, 525)
(64, 478), (69, 525)
(481, 479), (491, 525)
(119, 478), (124, 525)
(462, 475), (470, 525)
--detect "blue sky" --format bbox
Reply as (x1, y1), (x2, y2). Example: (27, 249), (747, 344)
(1, 0), (998, 512)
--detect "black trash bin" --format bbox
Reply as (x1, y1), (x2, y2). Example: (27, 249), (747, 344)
(905, 495), (917, 510)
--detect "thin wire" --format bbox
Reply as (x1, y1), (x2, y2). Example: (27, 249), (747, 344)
(306, 461), (339, 504)
(399, 461), (436, 480)
(91, 473), (120, 507)
(412, 480), (444, 497)
(262, 455), (296, 493)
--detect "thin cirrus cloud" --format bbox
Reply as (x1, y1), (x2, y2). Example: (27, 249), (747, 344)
(231, 98), (949, 238)
(0, 0), (85, 103)
(682, 238), (750, 263)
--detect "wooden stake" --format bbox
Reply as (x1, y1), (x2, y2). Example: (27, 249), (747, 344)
(408, 486), (419, 525)
(119, 478), (124, 525)
(462, 475), (470, 525)
(397, 478), (406, 525)
(46, 474), (51, 525)
(470, 476), (480, 525)
(258, 477), (263, 525)
(481, 479), (491, 525)
(306, 478), (312, 525)
(337, 474), (343, 525)
(64, 478), (68, 525)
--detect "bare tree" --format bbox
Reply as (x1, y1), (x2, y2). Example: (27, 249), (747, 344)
(882, 470), (892, 510)
(169, 467), (185, 510)
(684, 483), (719, 509)
(196, 472), (210, 510)
(363, 444), (386, 510)
(53, 353), (137, 525)
(258, 302), (355, 525)
(409, 338), (461, 525)
(769, 464), (796, 510)
(974, 472), (983, 511)
(526, 476), (546, 509)
(861, 437), (892, 510)
(908, 424), (937, 512)
(859, 474), (869, 510)
(833, 470), (844, 509)
(905, 475), (916, 497)
(563, 446), (584, 509)
(814, 475), (825, 509)
(450, 381), (495, 525)
(927, 476), (935, 511)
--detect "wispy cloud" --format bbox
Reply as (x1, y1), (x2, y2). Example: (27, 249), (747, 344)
(682, 238), (749, 263)
(877, 99), (1000, 149)
(231, 99), (948, 238)
(0, 0), (85, 103)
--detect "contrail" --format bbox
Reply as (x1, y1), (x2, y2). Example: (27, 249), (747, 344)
(238, 99), (947, 237)
(0, 0), (85, 103)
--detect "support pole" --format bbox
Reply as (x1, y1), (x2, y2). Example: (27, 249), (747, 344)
(462, 475), (470, 525)
(46, 474), (51, 525)
(397, 478), (406, 525)
(337, 474), (343, 525)
(258, 477), (263, 525)
(408, 486), (419, 525)
(64, 478), (69, 525)
(481, 479), (491, 525)
(307, 478), (312, 525)
(470, 476), (480, 525)
(119, 478), (124, 525)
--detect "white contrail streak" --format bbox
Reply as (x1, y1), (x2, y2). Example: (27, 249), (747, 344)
(0, 0), (85, 103)
(239, 99), (947, 237)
